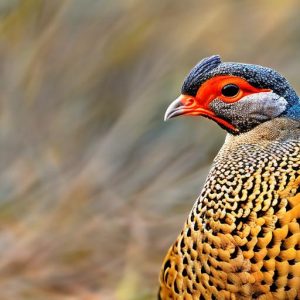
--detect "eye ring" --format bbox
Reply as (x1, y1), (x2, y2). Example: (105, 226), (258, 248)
(221, 84), (240, 97)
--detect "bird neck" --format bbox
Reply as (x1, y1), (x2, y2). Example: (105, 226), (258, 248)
(195, 135), (300, 234)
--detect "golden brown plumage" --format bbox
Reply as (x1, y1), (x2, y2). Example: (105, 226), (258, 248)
(159, 56), (300, 299)
(159, 118), (300, 299)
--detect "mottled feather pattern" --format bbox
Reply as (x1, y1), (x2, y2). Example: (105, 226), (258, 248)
(159, 119), (300, 299)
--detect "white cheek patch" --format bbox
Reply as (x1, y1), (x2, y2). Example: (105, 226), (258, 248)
(240, 92), (287, 120)
(209, 91), (288, 132)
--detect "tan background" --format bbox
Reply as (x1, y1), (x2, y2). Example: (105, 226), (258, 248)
(0, 0), (299, 299)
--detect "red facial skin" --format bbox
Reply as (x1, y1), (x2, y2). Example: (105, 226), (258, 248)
(176, 75), (271, 133)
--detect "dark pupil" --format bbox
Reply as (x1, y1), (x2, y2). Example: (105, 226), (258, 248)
(221, 84), (239, 97)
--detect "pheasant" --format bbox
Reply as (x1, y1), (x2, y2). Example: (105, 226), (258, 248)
(159, 55), (300, 299)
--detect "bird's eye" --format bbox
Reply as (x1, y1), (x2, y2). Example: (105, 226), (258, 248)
(221, 84), (240, 97)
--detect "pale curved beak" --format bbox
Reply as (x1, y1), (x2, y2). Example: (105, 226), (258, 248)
(164, 96), (185, 121)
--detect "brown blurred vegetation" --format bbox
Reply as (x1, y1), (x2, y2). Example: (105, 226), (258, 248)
(0, 0), (300, 299)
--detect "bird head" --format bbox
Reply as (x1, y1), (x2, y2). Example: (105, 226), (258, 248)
(164, 55), (300, 134)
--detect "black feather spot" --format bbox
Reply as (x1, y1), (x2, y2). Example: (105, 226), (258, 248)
(163, 260), (171, 272)
(270, 282), (277, 292)
(174, 281), (179, 294)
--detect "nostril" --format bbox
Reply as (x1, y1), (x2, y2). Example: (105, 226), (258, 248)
(174, 101), (181, 108)
(185, 98), (195, 107)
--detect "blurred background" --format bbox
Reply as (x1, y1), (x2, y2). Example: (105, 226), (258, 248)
(0, 0), (300, 299)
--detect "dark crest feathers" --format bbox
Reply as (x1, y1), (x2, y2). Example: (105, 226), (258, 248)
(181, 55), (222, 96)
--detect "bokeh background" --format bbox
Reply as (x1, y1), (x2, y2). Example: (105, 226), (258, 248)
(0, 0), (300, 299)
